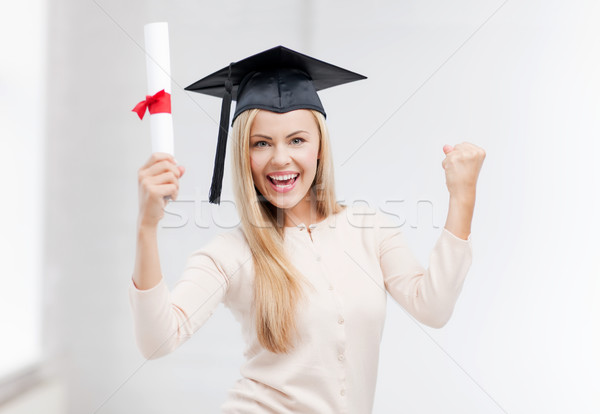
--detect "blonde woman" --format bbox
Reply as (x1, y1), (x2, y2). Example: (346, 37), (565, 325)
(130, 46), (485, 413)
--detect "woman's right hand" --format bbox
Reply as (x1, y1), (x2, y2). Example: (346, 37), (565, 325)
(137, 152), (185, 228)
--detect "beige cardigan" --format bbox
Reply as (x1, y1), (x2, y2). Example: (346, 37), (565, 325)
(129, 204), (473, 413)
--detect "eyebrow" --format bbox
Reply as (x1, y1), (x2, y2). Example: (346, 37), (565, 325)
(250, 130), (309, 140)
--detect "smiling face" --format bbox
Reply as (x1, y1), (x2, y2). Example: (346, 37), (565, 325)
(249, 109), (321, 225)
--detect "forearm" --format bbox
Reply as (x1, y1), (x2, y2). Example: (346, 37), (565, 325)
(132, 220), (163, 290)
(444, 192), (475, 240)
(130, 221), (180, 359)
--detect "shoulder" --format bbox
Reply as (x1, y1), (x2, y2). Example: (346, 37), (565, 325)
(333, 204), (404, 250)
(187, 226), (253, 278)
(336, 203), (400, 229)
(197, 226), (249, 251)
(218, 226), (250, 247)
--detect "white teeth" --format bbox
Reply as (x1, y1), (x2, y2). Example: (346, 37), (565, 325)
(269, 173), (299, 181)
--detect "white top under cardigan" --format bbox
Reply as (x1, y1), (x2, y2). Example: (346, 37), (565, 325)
(129, 204), (473, 413)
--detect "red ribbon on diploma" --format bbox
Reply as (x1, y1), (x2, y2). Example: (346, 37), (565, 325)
(132, 89), (172, 120)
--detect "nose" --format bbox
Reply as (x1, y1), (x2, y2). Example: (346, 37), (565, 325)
(270, 143), (292, 166)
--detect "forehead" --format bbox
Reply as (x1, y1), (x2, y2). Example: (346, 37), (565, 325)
(250, 109), (318, 135)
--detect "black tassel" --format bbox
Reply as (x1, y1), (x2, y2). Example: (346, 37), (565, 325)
(209, 63), (233, 205)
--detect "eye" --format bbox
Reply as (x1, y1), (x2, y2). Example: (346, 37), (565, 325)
(254, 141), (269, 148)
(291, 137), (305, 145)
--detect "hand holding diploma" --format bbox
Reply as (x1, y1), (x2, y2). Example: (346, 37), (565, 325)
(137, 153), (185, 229)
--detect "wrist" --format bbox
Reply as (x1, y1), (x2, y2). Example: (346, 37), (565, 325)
(449, 191), (476, 205)
(137, 217), (159, 234)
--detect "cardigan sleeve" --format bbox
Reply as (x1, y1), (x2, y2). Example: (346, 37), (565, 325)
(376, 210), (473, 328)
(128, 234), (231, 359)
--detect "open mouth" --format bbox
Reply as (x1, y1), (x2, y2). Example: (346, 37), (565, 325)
(267, 173), (299, 187)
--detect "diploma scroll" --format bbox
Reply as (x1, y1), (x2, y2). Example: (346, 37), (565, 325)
(143, 22), (174, 156)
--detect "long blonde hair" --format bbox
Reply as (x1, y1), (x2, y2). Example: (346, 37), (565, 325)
(230, 108), (345, 354)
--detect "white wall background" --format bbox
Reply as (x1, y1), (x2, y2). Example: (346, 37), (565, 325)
(14, 0), (600, 413)
(0, 0), (45, 380)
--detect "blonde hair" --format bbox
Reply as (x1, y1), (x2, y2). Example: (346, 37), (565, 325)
(230, 108), (346, 354)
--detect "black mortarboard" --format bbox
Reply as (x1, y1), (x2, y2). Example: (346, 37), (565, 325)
(184, 45), (366, 204)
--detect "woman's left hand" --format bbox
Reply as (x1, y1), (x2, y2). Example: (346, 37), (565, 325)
(442, 142), (486, 198)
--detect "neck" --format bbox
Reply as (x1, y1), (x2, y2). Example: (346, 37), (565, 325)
(282, 193), (323, 227)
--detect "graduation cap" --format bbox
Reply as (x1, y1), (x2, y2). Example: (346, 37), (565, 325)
(184, 45), (366, 204)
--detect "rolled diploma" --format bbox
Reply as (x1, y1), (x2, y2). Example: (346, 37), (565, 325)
(144, 22), (174, 155)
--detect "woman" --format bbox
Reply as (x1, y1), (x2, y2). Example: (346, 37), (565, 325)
(130, 46), (485, 413)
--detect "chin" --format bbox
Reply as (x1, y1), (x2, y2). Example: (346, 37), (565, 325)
(264, 194), (304, 210)
(259, 182), (309, 210)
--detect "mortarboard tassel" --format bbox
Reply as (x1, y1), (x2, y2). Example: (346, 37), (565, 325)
(209, 63), (233, 205)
